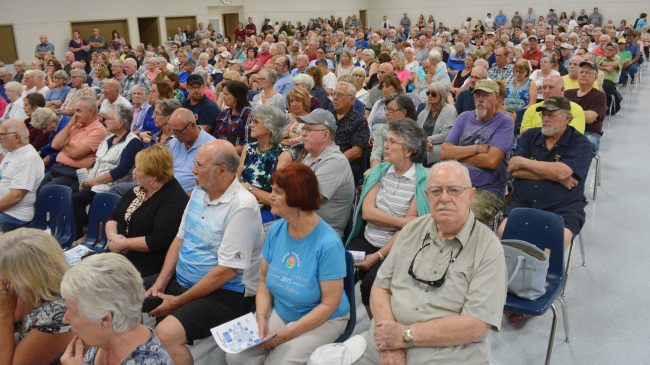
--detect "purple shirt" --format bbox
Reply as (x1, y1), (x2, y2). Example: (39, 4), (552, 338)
(445, 111), (514, 197)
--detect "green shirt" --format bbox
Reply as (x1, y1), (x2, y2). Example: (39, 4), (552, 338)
(596, 55), (623, 83)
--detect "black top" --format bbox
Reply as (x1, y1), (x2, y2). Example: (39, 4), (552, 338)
(111, 178), (189, 277)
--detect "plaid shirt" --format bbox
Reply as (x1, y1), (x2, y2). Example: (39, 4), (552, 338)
(213, 106), (253, 147)
(120, 72), (151, 102)
(61, 85), (96, 112)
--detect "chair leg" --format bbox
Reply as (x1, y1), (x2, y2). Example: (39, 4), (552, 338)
(578, 233), (586, 267)
(559, 296), (570, 343)
(545, 304), (559, 365)
(592, 155), (600, 200)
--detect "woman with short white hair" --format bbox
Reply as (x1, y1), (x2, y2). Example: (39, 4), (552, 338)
(30, 107), (62, 170)
(60, 253), (172, 364)
(1, 81), (27, 122)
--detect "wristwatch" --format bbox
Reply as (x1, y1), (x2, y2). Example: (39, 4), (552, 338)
(402, 326), (415, 347)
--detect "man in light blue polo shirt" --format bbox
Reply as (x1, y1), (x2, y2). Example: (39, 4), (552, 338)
(167, 108), (215, 193)
(148, 139), (263, 364)
(273, 56), (293, 96)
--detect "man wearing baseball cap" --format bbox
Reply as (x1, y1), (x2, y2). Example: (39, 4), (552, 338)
(299, 108), (355, 237)
(441, 79), (514, 226)
(501, 95), (593, 249)
(523, 35), (544, 69)
(182, 74), (220, 133)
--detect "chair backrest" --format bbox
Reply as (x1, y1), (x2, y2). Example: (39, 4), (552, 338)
(31, 185), (76, 247)
(336, 251), (356, 342)
(502, 208), (565, 279)
(83, 192), (121, 251)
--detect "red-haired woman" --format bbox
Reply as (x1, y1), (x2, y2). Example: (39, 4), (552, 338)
(226, 163), (350, 365)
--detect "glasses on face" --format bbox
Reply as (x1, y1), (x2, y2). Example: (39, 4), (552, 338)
(408, 232), (464, 288)
(170, 121), (192, 135)
(193, 161), (220, 169)
(385, 107), (404, 114)
(427, 185), (471, 197)
(331, 92), (353, 98)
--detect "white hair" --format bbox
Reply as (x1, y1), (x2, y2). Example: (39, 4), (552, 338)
(292, 73), (314, 89)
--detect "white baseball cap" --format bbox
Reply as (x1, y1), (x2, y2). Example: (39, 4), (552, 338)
(307, 335), (367, 365)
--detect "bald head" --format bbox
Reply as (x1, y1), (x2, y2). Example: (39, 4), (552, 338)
(202, 140), (240, 173)
(0, 119), (30, 149)
(429, 160), (472, 187)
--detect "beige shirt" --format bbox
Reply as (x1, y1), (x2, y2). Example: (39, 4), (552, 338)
(359, 212), (507, 365)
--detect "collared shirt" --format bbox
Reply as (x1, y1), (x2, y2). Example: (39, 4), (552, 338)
(61, 85), (97, 112)
(303, 143), (355, 236)
(212, 106), (253, 147)
(487, 63), (514, 82)
(168, 129), (216, 192)
(0, 144), (44, 221)
(56, 120), (107, 168)
(512, 126), (592, 212)
(120, 72), (151, 102)
(361, 212), (506, 365)
(273, 72), (293, 96)
(334, 108), (370, 155)
(176, 180), (263, 295)
(35, 42), (55, 55)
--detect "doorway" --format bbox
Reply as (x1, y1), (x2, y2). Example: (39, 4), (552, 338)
(359, 10), (367, 28)
(138, 17), (160, 47)
(71, 19), (129, 48)
(222, 13), (240, 39)
(0, 25), (17, 64)
(165, 16), (197, 41)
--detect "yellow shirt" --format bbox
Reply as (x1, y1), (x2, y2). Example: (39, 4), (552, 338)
(562, 75), (600, 91)
(520, 100), (586, 135)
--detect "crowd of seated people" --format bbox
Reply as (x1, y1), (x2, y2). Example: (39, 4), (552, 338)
(0, 5), (645, 364)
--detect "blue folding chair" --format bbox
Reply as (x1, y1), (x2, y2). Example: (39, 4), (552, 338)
(502, 208), (570, 365)
(31, 185), (76, 248)
(336, 251), (356, 342)
(83, 192), (121, 252)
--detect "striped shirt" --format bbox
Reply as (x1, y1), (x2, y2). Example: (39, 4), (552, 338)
(364, 164), (416, 247)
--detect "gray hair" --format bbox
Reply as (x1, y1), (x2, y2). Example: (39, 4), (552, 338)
(336, 81), (356, 97)
(5, 81), (23, 94)
(361, 49), (376, 59)
(388, 118), (427, 163)
(78, 96), (98, 113)
(251, 105), (287, 145)
(194, 69), (209, 84)
(431, 160), (472, 187)
(61, 253), (144, 333)
(351, 66), (366, 77)
(292, 73), (314, 89)
(70, 68), (87, 79)
(132, 84), (149, 95)
(212, 146), (240, 173)
(260, 68), (278, 84)
(3, 119), (30, 143)
(428, 49), (442, 63)
(109, 104), (133, 130)
(427, 81), (450, 106)
(30, 107), (58, 130)
(154, 98), (182, 117)
(53, 70), (69, 83)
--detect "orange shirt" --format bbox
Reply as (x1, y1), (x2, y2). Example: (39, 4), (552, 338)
(56, 120), (107, 168)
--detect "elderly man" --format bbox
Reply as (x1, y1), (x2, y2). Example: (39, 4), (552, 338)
(520, 74), (586, 135)
(88, 27), (106, 53)
(441, 80), (513, 226)
(272, 56), (293, 96)
(562, 56), (585, 90)
(367, 62), (394, 110)
(98, 79), (131, 118)
(332, 82), (370, 184)
(597, 42), (624, 115)
(110, 60), (126, 83)
(455, 66), (487, 114)
(299, 108), (355, 237)
(120, 58), (151, 102)
(0, 119), (45, 231)
(147, 139), (263, 365)
(501, 96), (593, 248)
(40, 96), (107, 191)
(353, 160), (506, 365)
(167, 108), (216, 193)
(565, 61), (608, 154)
(290, 54), (310, 77)
(22, 70), (49, 98)
(59, 69), (96, 116)
(1, 82), (27, 122)
(34, 34), (55, 60)
(182, 74), (220, 134)
(523, 35), (544, 69)
(487, 46), (513, 82)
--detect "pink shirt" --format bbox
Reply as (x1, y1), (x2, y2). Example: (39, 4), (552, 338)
(56, 120), (107, 168)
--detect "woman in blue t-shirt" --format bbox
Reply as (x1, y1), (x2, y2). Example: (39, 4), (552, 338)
(226, 163), (349, 365)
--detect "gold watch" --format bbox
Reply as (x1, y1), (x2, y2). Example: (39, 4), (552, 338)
(402, 326), (414, 347)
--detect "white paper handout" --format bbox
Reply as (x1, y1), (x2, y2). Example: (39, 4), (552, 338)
(64, 245), (95, 266)
(211, 312), (276, 354)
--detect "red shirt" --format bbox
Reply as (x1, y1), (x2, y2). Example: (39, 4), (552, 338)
(245, 24), (257, 36)
(523, 48), (544, 69)
(255, 52), (272, 68)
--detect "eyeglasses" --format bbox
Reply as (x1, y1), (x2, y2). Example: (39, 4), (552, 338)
(193, 161), (222, 170)
(384, 138), (405, 146)
(170, 121), (192, 135)
(331, 92), (353, 98)
(385, 107), (404, 113)
(427, 185), (471, 197)
(408, 232), (464, 287)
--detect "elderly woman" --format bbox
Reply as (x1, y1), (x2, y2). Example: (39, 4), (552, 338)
(60, 253), (172, 364)
(417, 81), (458, 165)
(143, 98), (181, 146)
(292, 73), (322, 110)
(1, 81), (27, 122)
(12, 61), (25, 83)
(252, 68), (285, 110)
(213, 80), (254, 153)
(136, 82), (172, 140)
(104, 145), (188, 277)
(350, 66), (369, 106)
(336, 49), (354, 78)
(130, 84), (150, 134)
(45, 70), (71, 111)
(370, 93), (417, 167)
(0, 228), (73, 365)
(23, 92), (50, 151)
(73, 104), (144, 239)
(362, 49), (379, 86)
(225, 163), (349, 365)
(505, 59), (537, 112)
(530, 54), (560, 100)
(367, 74), (404, 137)
(282, 87), (310, 147)
(306, 66), (331, 110)
(238, 105), (292, 221)
(30, 107), (66, 170)
(347, 118), (429, 312)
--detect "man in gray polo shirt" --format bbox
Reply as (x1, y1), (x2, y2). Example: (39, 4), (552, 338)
(299, 108), (355, 237)
(353, 161), (506, 365)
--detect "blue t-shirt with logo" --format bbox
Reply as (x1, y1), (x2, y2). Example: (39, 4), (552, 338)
(263, 218), (349, 322)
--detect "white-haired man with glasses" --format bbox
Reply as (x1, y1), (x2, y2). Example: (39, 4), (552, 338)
(352, 160), (506, 365)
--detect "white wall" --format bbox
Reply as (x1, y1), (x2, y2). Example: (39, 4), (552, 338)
(1, 0), (645, 64)
(366, 1), (646, 31)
